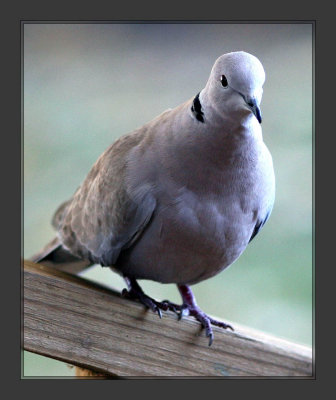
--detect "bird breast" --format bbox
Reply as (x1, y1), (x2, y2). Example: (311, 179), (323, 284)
(116, 105), (274, 284)
(117, 147), (273, 285)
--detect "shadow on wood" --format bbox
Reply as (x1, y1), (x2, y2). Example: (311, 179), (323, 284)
(23, 260), (313, 378)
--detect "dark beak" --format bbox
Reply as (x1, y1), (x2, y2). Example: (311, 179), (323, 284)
(252, 104), (262, 124)
(245, 96), (262, 124)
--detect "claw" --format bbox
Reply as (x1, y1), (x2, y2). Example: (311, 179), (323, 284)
(158, 299), (185, 317)
(123, 277), (163, 318)
(160, 300), (170, 311)
(178, 306), (189, 320)
(209, 317), (234, 331)
(207, 332), (214, 347)
(177, 284), (234, 346)
(122, 278), (233, 346)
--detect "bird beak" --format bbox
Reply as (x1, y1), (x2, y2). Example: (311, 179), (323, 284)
(252, 104), (262, 124)
(244, 96), (262, 124)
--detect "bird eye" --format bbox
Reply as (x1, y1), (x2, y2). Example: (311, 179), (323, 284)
(220, 75), (228, 88)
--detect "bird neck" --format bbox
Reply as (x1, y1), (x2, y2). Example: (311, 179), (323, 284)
(198, 89), (255, 131)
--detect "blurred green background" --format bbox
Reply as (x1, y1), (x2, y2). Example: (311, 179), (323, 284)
(23, 23), (313, 377)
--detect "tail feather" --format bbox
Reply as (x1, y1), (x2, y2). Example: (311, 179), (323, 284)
(30, 237), (93, 274)
(30, 237), (62, 263)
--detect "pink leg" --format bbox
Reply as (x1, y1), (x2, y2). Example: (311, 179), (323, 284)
(122, 277), (233, 346)
(178, 284), (234, 346)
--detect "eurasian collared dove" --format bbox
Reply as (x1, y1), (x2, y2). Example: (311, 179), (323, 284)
(32, 51), (275, 346)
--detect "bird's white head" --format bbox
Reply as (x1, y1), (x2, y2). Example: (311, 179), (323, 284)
(201, 51), (266, 124)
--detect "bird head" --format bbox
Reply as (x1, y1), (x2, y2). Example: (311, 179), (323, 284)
(201, 51), (265, 124)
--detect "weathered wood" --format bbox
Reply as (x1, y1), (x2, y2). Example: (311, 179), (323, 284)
(73, 366), (112, 378)
(23, 260), (313, 377)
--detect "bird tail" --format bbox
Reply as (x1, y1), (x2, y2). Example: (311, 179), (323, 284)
(30, 237), (92, 274)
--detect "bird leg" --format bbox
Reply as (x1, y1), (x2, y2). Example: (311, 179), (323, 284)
(177, 284), (234, 346)
(122, 278), (233, 346)
(122, 278), (187, 319)
(122, 277), (163, 318)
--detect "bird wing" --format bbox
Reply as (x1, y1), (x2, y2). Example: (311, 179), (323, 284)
(248, 208), (272, 244)
(53, 129), (156, 266)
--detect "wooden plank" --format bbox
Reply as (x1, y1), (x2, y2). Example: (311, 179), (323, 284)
(23, 260), (313, 377)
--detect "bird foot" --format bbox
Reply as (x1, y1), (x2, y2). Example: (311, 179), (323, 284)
(122, 278), (233, 346)
(122, 279), (190, 320)
(158, 299), (234, 346)
(122, 284), (163, 318)
(159, 298), (234, 345)
(187, 306), (234, 346)
(159, 300), (190, 320)
(178, 284), (234, 346)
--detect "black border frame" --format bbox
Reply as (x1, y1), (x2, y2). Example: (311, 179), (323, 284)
(4, 0), (331, 393)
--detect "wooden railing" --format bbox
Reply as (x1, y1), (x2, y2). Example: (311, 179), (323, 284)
(23, 260), (313, 378)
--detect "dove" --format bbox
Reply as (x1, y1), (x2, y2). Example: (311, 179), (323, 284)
(31, 51), (275, 346)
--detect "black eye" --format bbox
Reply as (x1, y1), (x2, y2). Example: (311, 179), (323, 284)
(220, 75), (228, 88)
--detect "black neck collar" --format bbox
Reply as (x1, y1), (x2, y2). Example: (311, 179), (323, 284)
(191, 92), (205, 123)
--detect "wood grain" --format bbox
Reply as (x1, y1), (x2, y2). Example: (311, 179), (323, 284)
(23, 260), (313, 377)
